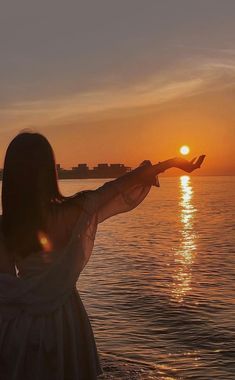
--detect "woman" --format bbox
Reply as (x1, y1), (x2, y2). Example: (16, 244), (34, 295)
(0, 132), (205, 379)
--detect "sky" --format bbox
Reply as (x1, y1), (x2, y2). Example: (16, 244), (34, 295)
(0, 0), (235, 175)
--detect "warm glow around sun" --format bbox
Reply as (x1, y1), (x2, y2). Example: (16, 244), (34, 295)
(180, 145), (190, 155)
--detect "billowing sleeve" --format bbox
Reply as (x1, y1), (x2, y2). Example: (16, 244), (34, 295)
(82, 160), (160, 223)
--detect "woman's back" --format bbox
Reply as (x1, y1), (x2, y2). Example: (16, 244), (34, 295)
(0, 193), (103, 380)
(0, 197), (82, 277)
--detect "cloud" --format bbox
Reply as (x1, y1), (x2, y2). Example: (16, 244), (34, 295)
(1, 55), (235, 132)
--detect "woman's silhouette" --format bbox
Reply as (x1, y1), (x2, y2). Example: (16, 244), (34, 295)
(0, 132), (205, 379)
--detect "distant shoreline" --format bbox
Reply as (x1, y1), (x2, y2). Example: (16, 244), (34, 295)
(0, 163), (234, 180)
(0, 175), (234, 182)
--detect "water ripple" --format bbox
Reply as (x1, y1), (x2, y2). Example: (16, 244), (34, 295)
(65, 177), (235, 378)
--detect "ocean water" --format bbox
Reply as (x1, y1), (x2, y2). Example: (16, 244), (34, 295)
(59, 176), (235, 380)
(1, 176), (235, 379)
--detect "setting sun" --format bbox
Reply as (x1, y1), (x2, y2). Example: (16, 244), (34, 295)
(180, 145), (190, 155)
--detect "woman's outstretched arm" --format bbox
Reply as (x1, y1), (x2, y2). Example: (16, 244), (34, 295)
(117, 155), (206, 192)
(78, 155), (205, 223)
(153, 155), (205, 174)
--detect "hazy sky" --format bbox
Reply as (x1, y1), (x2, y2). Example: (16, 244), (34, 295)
(1, 0), (235, 174)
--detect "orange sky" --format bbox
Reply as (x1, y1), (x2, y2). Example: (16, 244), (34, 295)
(0, 1), (235, 175)
(1, 82), (234, 176)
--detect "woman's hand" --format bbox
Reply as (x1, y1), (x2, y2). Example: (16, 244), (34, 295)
(134, 155), (206, 181)
(173, 155), (206, 173)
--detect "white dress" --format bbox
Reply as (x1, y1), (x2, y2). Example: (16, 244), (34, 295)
(0, 161), (159, 380)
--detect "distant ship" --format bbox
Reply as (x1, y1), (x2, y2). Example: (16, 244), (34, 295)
(0, 163), (131, 181)
(56, 163), (131, 179)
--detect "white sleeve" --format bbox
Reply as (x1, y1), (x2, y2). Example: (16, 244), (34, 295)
(81, 160), (160, 223)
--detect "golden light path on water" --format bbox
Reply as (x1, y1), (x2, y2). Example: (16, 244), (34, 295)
(171, 175), (197, 303)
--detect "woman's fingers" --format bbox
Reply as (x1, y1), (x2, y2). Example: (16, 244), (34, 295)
(194, 155), (206, 168)
(190, 157), (197, 164)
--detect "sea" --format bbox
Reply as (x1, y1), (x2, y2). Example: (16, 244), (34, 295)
(1, 176), (235, 379)
(60, 176), (235, 380)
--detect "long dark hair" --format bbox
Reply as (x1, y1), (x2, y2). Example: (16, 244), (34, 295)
(1, 132), (65, 258)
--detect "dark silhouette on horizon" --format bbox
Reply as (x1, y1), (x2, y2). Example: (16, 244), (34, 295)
(0, 163), (131, 181)
(56, 163), (131, 179)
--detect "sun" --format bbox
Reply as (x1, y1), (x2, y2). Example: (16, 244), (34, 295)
(180, 145), (190, 155)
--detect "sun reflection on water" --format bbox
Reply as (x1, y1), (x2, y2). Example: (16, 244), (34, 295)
(171, 175), (197, 303)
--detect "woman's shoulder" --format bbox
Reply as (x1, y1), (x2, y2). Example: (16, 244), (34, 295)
(53, 191), (86, 220)
(45, 192), (87, 249)
(56, 190), (94, 218)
